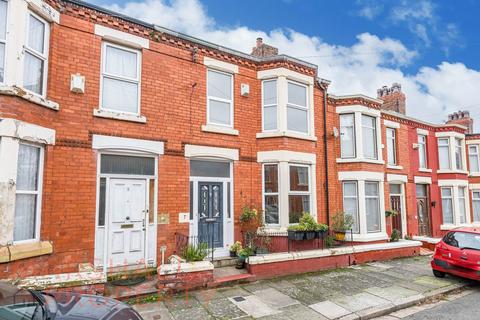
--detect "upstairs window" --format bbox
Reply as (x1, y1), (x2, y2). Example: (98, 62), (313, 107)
(454, 138), (464, 170)
(386, 128), (397, 165)
(469, 145), (480, 173)
(438, 138), (450, 169)
(418, 134), (427, 169)
(362, 115), (377, 159)
(101, 43), (141, 114)
(262, 80), (277, 131)
(23, 12), (49, 96)
(0, 0), (6, 83)
(287, 81), (308, 134)
(207, 69), (233, 127)
(340, 114), (355, 158)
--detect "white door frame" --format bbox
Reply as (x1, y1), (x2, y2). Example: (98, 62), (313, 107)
(189, 163), (234, 258)
(389, 182), (408, 238)
(94, 151), (158, 270)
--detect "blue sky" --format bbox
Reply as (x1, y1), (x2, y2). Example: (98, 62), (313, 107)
(92, 0), (480, 130)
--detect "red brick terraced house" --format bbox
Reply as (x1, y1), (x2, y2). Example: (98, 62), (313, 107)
(0, 0), (479, 288)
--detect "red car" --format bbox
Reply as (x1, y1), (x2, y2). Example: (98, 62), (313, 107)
(432, 227), (480, 281)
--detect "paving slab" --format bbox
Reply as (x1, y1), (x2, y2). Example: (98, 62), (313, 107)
(309, 300), (351, 319)
(332, 292), (391, 313)
(253, 288), (299, 309)
(228, 295), (280, 318)
(202, 297), (247, 319)
(365, 285), (419, 302)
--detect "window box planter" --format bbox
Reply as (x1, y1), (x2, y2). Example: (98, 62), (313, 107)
(305, 231), (317, 240)
(288, 230), (305, 241)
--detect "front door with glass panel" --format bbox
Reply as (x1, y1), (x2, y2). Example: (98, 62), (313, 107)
(108, 178), (146, 267)
(389, 184), (403, 235)
(198, 182), (224, 248)
(416, 184), (431, 236)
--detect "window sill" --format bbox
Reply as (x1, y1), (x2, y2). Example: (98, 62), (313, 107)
(469, 172), (480, 177)
(256, 131), (317, 142)
(201, 124), (239, 136)
(0, 241), (53, 263)
(437, 169), (469, 175)
(418, 168), (432, 173)
(440, 224), (472, 231)
(93, 109), (147, 123)
(387, 165), (403, 170)
(345, 232), (389, 242)
(0, 85), (59, 110)
(336, 158), (385, 165)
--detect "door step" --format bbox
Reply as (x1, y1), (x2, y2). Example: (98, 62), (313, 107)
(105, 277), (158, 301)
(209, 266), (256, 288)
(107, 266), (157, 282)
(212, 257), (237, 268)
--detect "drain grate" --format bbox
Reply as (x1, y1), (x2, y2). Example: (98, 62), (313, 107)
(232, 296), (245, 302)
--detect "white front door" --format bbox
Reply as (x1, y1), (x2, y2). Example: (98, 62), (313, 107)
(108, 178), (146, 267)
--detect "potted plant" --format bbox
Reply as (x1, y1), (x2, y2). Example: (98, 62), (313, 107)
(385, 210), (398, 218)
(316, 223), (329, 239)
(299, 213), (318, 240)
(236, 247), (253, 269)
(229, 241), (242, 257)
(331, 212), (354, 241)
(390, 229), (401, 242)
(240, 206), (263, 231)
(287, 225), (305, 241)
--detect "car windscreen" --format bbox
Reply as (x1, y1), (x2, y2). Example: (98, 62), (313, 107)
(444, 231), (480, 250)
(0, 282), (43, 320)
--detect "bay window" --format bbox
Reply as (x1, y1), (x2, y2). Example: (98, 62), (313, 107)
(473, 191), (480, 223)
(441, 187), (454, 224)
(262, 80), (277, 131)
(365, 182), (381, 233)
(342, 181), (359, 233)
(469, 145), (480, 173)
(340, 114), (355, 158)
(455, 138), (464, 170)
(207, 69), (233, 127)
(263, 164), (279, 224)
(418, 134), (427, 169)
(386, 128), (397, 165)
(362, 115), (377, 159)
(101, 43), (141, 114)
(23, 11), (49, 96)
(287, 81), (308, 134)
(438, 138), (450, 169)
(14, 144), (44, 242)
(0, 0), (6, 83)
(288, 165), (310, 223)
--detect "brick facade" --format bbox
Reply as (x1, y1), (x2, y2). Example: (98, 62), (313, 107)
(0, 0), (479, 282)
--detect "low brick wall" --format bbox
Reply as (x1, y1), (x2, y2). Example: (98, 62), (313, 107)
(157, 261), (214, 292)
(247, 241), (421, 279)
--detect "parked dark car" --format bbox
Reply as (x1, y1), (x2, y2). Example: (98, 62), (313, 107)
(0, 281), (142, 320)
(431, 227), (480, 281)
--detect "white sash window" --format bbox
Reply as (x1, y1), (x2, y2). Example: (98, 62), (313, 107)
(207, 69), (233, 127)
(262, 79), (277, 131)
(0, 0), (7, 83)
(287, 81), (308, 134)
(469, 145), (480, 173)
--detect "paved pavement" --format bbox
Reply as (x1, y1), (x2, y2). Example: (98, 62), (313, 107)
(133, 256), (472, 320)
(375, 287), (480, 320)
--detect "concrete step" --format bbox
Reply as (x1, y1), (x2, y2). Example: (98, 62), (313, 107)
(107, 266), (157, 282)
(105, 276), (159, 300)
(212, 257), (237, 268)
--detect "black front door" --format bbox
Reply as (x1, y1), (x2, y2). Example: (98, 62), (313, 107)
(198, 182), (223, 248)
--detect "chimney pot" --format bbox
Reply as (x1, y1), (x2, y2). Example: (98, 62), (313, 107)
(256, 37), (263, 48)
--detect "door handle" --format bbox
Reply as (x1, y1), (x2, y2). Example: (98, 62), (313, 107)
(125, 216), (130, 221)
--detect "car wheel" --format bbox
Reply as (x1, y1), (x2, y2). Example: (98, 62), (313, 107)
(433, 270), (446, 278)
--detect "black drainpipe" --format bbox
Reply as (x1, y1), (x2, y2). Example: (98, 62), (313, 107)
(319, 81), (330, 226)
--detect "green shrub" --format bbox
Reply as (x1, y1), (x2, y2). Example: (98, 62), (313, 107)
(325, 235), (335, 248)
(182, 242), (209, 262)
(390, 229), (401, 242)
(332, 212), (354, 232)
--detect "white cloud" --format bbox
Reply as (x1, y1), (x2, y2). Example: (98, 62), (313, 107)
(356, 0), (384, 20)
(98, 0), (479, 131)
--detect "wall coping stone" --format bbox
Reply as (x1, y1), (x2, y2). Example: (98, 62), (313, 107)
(158, 261), (214, 275)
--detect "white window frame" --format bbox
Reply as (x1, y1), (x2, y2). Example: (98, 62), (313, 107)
(473, 190), (480, 223)
(418, 134), (428, 169)
(439, 181), (471, 229)
(261, 79), (278, 132)
(361, 114), (378, 160)
(262, 163), (280, 226)
(0, 0), (7, 84)
(365, 181), (381, 233)
(14, 142), (44, 244)
(286, 80), (309, 135)
(438, 138), (451, 170)
(100, 41), (142, 115)
(386, 127), (397, 165)
(458, 186), (467, 224)
(469, 145), (480, 173)
(455, 138), (464, 170)
(23, 10), (50, 97)
(342, 181), (359, 233)
(441, 187), (454, 225)
(206, 68), (234, 128)
(340, 113), (356, 159)
(288, 164), (311, 224)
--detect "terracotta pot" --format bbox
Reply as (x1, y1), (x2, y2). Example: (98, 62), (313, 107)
(334, 231), (346, 241)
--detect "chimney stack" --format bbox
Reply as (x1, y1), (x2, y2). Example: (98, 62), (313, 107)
(377, 83), (406, 114)
(251, 37), (278, 58)
(446, 110), (474, 133)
